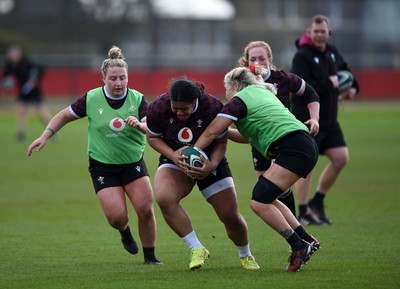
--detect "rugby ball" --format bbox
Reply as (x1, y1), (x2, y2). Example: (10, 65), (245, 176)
(338, 70), (354, 92)
(181, 146), (209, 168)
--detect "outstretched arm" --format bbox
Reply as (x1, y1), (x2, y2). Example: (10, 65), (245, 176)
(228, 128), (249, 144)
(305, 101), (320, 136)
(27, 107), (76, 156)
(194, 116), (234, 150)
(299, 82), (320, 136)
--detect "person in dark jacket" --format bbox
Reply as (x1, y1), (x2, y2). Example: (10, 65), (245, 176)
(2, 44), (51, 142)
(291, 15), (360, 225)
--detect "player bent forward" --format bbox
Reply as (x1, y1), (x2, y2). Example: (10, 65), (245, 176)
(146, 79), (259, 270)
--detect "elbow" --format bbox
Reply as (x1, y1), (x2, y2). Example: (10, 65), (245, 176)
(205, 129), (221, 141)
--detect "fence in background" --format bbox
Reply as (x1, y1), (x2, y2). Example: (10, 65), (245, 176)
(1, 68), (399, 100)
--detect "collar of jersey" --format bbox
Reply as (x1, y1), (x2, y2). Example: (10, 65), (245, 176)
(103, 86), (128, 100)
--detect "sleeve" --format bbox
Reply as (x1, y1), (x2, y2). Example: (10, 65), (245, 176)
(218, 97), (247, 120)
(70, 94), (88, 118)
(138, 97), (149, 122)
(302, 82), (320, 104)
(286, 71), (305, 95)
(146, 98), (164, 136)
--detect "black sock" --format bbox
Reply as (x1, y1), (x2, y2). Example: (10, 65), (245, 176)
(311, 192), (325, 206)
(279, 188), (296, 216)
(286, 232), (305, 251)
(143, 247), (156, 260)
(299, 205), (308, 217)
(294, 226), (313, 243)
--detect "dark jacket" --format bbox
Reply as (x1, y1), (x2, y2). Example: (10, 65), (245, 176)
(3, 57), (45, 97)
(291, 33), (359, 129)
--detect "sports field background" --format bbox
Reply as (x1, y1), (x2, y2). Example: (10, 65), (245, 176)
(0, 100), (399, 289)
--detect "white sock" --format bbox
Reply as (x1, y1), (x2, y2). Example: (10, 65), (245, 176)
(181, 230), (203, 250)
(236, 243), (251, 258)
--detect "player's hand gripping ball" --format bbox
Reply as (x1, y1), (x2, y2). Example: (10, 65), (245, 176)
(338, 70), (354, 93)
(181, 146), (209, 168)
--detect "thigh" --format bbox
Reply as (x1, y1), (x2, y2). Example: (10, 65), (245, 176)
(97, 186), (127, 216)
(324, 146), (349, 165)
(154, 167), (194, 204)
(124, 176), (154, 212)
(263, 162), (300, 192)
(207, 187), (240, 219)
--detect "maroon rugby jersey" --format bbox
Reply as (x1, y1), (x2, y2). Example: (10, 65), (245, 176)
(147, 91), (224, 154)
(265, 70), (304, 108)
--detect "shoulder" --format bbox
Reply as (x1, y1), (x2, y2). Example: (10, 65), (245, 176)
(295, 44), (320, 60)
(296, 44), (314, 54)
(273, 70), (303, 89)
(149, 93), (169, 106)
(86, 87), (104, 98)
(220, 96), (248, 119)
(326, 44), (345, 65)
(284, 71), (303, 83)
(148, 93), (170, 117)
(270, 70), (292, 81)
(327, 44), (340, 54)
(293, 46), (315, 65)
(221, 96), (246, 117)
(200, 92), (222, 107)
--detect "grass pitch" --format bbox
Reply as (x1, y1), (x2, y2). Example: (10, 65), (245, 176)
(0, 100), (399, 289)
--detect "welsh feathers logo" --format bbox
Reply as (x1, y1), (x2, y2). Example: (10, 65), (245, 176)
(178, 127), (193, 143)
(109, 118), (126, 131)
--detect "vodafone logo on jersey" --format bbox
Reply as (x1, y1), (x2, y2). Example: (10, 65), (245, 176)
(109, 117), (126, 131)
(178, 127), (193, 143)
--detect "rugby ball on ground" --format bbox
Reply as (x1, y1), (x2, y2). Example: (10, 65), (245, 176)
(181, 146), (209, 168)
(338, 70), (354, 92)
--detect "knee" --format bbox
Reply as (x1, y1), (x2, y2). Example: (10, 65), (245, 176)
(251, 176), (283, 204)
(155, 191), (175, 214)
(136, 202), (155, 220)
(220, 211), (246, 229)
(332, 153), (349, 170)
(250, 199), (274, 216)
(155, 192), (167, 211)
(105, 211), (128, 229)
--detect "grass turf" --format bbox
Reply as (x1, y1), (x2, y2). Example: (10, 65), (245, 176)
(0, 100), (399, 289)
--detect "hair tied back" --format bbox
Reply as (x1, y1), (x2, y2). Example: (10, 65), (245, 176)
(248, 64), (264, 76)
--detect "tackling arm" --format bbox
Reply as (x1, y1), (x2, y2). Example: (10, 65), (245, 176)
(195, 116), (234, 150)
(228, 128), (249, 144)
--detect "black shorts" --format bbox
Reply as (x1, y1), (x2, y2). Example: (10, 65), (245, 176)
(268, 130), (318, 178)
(88, 157), (149, 193)
(18, 87), (43, 104)
(314, 123), (347, 155)
(251, 146), (272, 171)
(158, 155), (233, 192)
